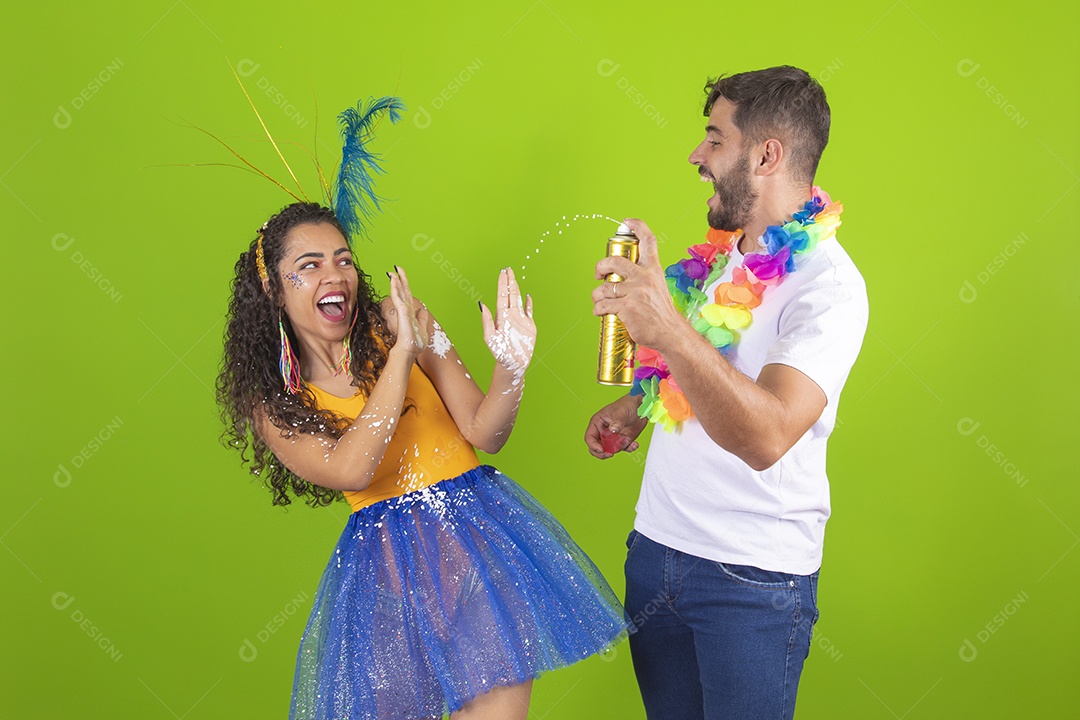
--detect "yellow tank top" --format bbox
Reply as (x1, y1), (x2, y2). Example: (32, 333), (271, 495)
(308, 364), (481, 512)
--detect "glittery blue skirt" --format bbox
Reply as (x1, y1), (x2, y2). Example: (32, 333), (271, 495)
(289, 465), (630, 720)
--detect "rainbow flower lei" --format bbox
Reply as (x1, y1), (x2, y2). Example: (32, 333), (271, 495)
(630, 186), (843, 432)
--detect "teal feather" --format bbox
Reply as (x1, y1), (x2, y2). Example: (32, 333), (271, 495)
(332, 96), (404, 242)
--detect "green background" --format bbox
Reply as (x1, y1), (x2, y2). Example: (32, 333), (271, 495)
(3, 0), (1077, 717)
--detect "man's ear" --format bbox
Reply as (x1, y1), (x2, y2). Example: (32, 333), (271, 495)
(754, 138), (785, 177)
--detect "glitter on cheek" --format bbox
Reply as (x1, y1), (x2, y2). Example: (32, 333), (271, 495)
(284, 271), (305, 289)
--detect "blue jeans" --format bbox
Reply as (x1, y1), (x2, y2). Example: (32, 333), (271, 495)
(624, 530), (819, 720)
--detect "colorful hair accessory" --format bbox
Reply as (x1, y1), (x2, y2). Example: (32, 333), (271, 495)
(194, 77), (402, 390)
(631, 186), (843, 432)
(333, 97), (404, 242)
(335, 306), (359, 376)
(278, 316), (303, 394)
(193, 71), (404, 253)
(255, 224), (269, 282)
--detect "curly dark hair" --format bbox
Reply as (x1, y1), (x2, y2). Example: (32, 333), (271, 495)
(216, 202), (392, 507)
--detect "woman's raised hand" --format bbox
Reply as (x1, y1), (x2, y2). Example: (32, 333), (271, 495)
(388, 266), (429, 357)
(480, 268), (536, 374)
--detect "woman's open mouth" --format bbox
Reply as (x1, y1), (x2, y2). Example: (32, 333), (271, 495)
(317, 292), (347, 321)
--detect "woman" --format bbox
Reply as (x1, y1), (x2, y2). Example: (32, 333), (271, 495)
(217, 202), (628, 719)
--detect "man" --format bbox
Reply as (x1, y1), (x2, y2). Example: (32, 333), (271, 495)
(586, 66), (868, 719)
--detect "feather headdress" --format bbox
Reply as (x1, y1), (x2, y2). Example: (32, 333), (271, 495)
(333, 97), (404, 242)
(185, 64), (404, 244)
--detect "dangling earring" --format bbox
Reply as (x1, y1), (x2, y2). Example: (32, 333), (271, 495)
(335, 306), (359, 376)
(278, 315), (303, 393)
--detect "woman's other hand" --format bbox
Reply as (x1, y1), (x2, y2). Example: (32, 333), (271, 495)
(480, 268), (536, 373)
(387, 266), (430, 357)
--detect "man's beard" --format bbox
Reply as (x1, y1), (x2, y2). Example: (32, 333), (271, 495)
(707, 154), (757, 232)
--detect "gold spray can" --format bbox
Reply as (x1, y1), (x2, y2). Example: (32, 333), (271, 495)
(597, 225), (639, 386)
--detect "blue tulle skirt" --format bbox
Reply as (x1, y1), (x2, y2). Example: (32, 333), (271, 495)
(289, 465), (630, 720)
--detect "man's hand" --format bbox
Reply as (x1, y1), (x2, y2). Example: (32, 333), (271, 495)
(592, 218), (686, 350)
(585, 394), (648, 459)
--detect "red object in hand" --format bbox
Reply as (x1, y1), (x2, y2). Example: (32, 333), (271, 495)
(600, 429), (630, 455)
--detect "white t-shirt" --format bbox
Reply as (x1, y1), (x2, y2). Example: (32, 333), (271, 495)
(635, 236), (868, 575)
